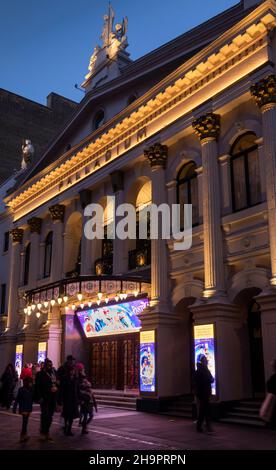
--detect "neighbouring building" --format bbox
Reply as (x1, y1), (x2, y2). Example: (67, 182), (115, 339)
(0, 0), (276, 415)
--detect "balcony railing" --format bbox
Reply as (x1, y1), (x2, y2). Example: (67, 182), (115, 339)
(128, 245), (151, 270)
(94, 256), (113, 275)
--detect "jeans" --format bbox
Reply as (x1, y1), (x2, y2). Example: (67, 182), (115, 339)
(21, 414), (29, 435)
(81, 411), (93, 431)
(40, 402), (55, 435)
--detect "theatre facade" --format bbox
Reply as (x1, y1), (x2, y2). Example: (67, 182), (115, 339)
(0, 0), (276, 410)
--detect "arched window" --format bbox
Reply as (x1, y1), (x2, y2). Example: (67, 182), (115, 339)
(23, 243), (31, 286)
(177, 161), (199, 227)
(93, 110), (105, 130)
(44, 232), (53, 278)
(230, 132), (261, 212)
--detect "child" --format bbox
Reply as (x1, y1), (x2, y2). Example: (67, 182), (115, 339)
(13, 376), (33, 442)
(79, 376), (97, 435)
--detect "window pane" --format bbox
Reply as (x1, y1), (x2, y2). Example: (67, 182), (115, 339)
(232, 156), (247, 210)
(179, 182), (189, 228)
(248, 149), (261, 205)
(190, 178), (199, 225)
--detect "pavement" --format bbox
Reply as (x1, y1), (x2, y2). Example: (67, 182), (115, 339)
(0, 405), (276, 450)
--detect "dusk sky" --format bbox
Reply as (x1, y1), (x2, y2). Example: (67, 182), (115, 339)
(0, 0), (238, 105)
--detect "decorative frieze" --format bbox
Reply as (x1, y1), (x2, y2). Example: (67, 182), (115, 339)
(49, 204), (65, 222)
(250, 74), (276, 109)
(192, 113), (221, 142)
(144, 143), (168, 169)
(27, 217), (42, 234)
(10, 228), (24, 244)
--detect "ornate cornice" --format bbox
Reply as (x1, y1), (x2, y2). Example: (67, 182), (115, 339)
(144, 143), (168, 169)
(250, 74), (276, 109)
(49, 204), (65, 222)
(27, 217), (42, 234)
(192, 113), (221, 142)
(10, 228), (24, 244)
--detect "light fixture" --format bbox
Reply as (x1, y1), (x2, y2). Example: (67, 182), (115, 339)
(134, 291), (138, 297)
(31, 304), (36, 311)
(122, 293), (127, 300)
(37, 303), (42, 310)
(77, 293), (83, 301)
(63, 296), (68, 303)
(43, 301), (49, 308)
(88, 301), (92, 308)
(105, 298), (109, 304)
(98, 292), (103, 300)
(96, 300), (101, 305)
(57, 297), (62, 305)
(80, 303), (84, 309)
(65, 306), (69, 312)
(36, 311), (41, 318)
(50, 299), (55, 306)
(115, 295), (119, 302)
(119, 293), (124, 300)
(71, 304), (76, 310)
(27, 310), (32, 316)
(24, 308), (28, 314)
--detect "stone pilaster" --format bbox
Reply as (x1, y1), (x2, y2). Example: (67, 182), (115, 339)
(251, 74), (276, 285)
(192, 113), (225, 298)
(27, 217), (42, 287)
(49, 204), (65, 282)
(218, 155), (232, 215)
(7, 228), (24, 332)
(254, 290), (276, 381)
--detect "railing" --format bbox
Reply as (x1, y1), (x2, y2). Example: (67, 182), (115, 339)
(94, 256), (113, 275)
(128, 245), (151, 270)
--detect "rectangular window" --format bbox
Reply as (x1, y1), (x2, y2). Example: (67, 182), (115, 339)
(0, 284), (6, 315)
(3, 232), (9, 253)
(232, 156), (247, 211)
(248, 149), (262, 206)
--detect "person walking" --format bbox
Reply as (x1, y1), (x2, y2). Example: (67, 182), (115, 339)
(20, 363), (32, 381)
(38, 358), (58, 442)
(194, 355), (214, 433)
(0, 363), (18, 409)
(265, 359), (276, 428)
(13, 376), (33, 442)
(79, 374), (97, 435)
(59, 366), (79, 436)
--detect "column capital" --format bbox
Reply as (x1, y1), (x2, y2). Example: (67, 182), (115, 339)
(10, 227), (24, 244)
(250, 74), (276, 110)
(192, 113), (220, 142)
(49, 204), (65, 222)
(144, 143), (168, 169)
(27, 217), (42, 234)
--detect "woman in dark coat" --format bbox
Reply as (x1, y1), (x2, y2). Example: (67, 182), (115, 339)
(266, 359), (276, 428)
(59, 366), (79, 436)
(0, 363), (18, 409)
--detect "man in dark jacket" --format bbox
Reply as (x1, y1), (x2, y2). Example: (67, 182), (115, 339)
(194, 356), (214, 432)
(38, 358), (58, 442)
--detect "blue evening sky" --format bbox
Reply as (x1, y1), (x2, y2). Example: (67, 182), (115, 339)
(0, 0), (238, 105)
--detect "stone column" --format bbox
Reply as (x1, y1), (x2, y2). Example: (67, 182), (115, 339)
(251, 74), (276, 285)
(255, 291), (276, 382)
(255, 137), (267, 202)
(49, 204), (65, 282)
(79, 190), (92, 275)
(218, 154), (232, 215)
(144, 143), (170, 312)
(7, 228), (24, 332)
(27, 217), (42, 288)
(111, 170), (128, 274)
(195, 166), (203, 223)
(192, 113), (225, 298)
(45, 306), (62, 369)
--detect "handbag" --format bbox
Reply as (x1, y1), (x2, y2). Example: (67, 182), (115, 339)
(259, 393), (276, 422)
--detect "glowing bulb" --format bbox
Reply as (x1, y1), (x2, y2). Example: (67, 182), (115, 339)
(77, 293), (83, 301)
(31, 304), (36, 311)
(63, 296), (68, 303)
(65, 306), (69, 312)
(97, 300), (101, 305)
(51, 299), (55, 306)
(123, 293), (127, 300)
(57, 297), (62, 305)
(36, 311), (41, 318)
(80, 303), (84, 309)
(43, 301), (49, 308)
(115, 295), (119, 302)
(24, 308), (28, 314)
(119, 293), (124, 300)
(37, 303), (42, 310)
(98, 292), (103, 300)
(27, 310), (32, 316)
(134, 291), (138, 297)
(71, 304), (76, 310)
(88, 301), (92, 308)
(105, 298), (109, 304)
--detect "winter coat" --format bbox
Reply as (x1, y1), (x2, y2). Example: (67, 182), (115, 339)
(13, 386), (33, 414)
(194, 364), (214, 400)
(37, 369), (58, 405)
(59, 375), (80, 420)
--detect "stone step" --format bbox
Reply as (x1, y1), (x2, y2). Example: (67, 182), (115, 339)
(160, 411), (193, 419)
(227, 411), (261, 420)
(94, 394), (137, 403)
(233, 406), (261, 414)
(96, 398), (137, 410)
(220, 417), (265, 428)
(238, 400), (263, 408)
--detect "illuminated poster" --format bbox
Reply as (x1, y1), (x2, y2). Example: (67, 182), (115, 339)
(194, 324), (216, 395)
(77, 298), (149, 338)
(140, 330), (156, 393)
(15, 344), (23, 378)
(37, 342), (47, 364)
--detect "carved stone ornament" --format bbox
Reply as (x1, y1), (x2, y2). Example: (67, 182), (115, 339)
(49, 204), (65, 222)
(250, 74), (276, 109)
(27, 217), (42, 234)
(192, 113), (221, 141)
(10, 227), (24, 244)
(144, 143), (168, 169)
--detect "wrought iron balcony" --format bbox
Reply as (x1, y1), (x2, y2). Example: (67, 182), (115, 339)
(94, 256), (113, 275)
(128, 245), (151, 270)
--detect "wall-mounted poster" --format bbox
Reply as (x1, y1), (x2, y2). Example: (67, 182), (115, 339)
(140, 330), (156, 393)
(37, 342), (47, 364)
(15, 344), (23, 378)
(194, 324), (216, 395)
(77, 298), (149, 338)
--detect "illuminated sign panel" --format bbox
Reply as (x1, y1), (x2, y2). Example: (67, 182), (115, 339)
(37, 342), (47, 364)
(194, 324), (216, 395)
(76, 298), (149, 338)
(15, 344), (23, 378)
(140, 330), (156, 393)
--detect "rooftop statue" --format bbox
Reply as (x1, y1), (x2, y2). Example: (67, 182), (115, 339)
(21, 139), (34, 170)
